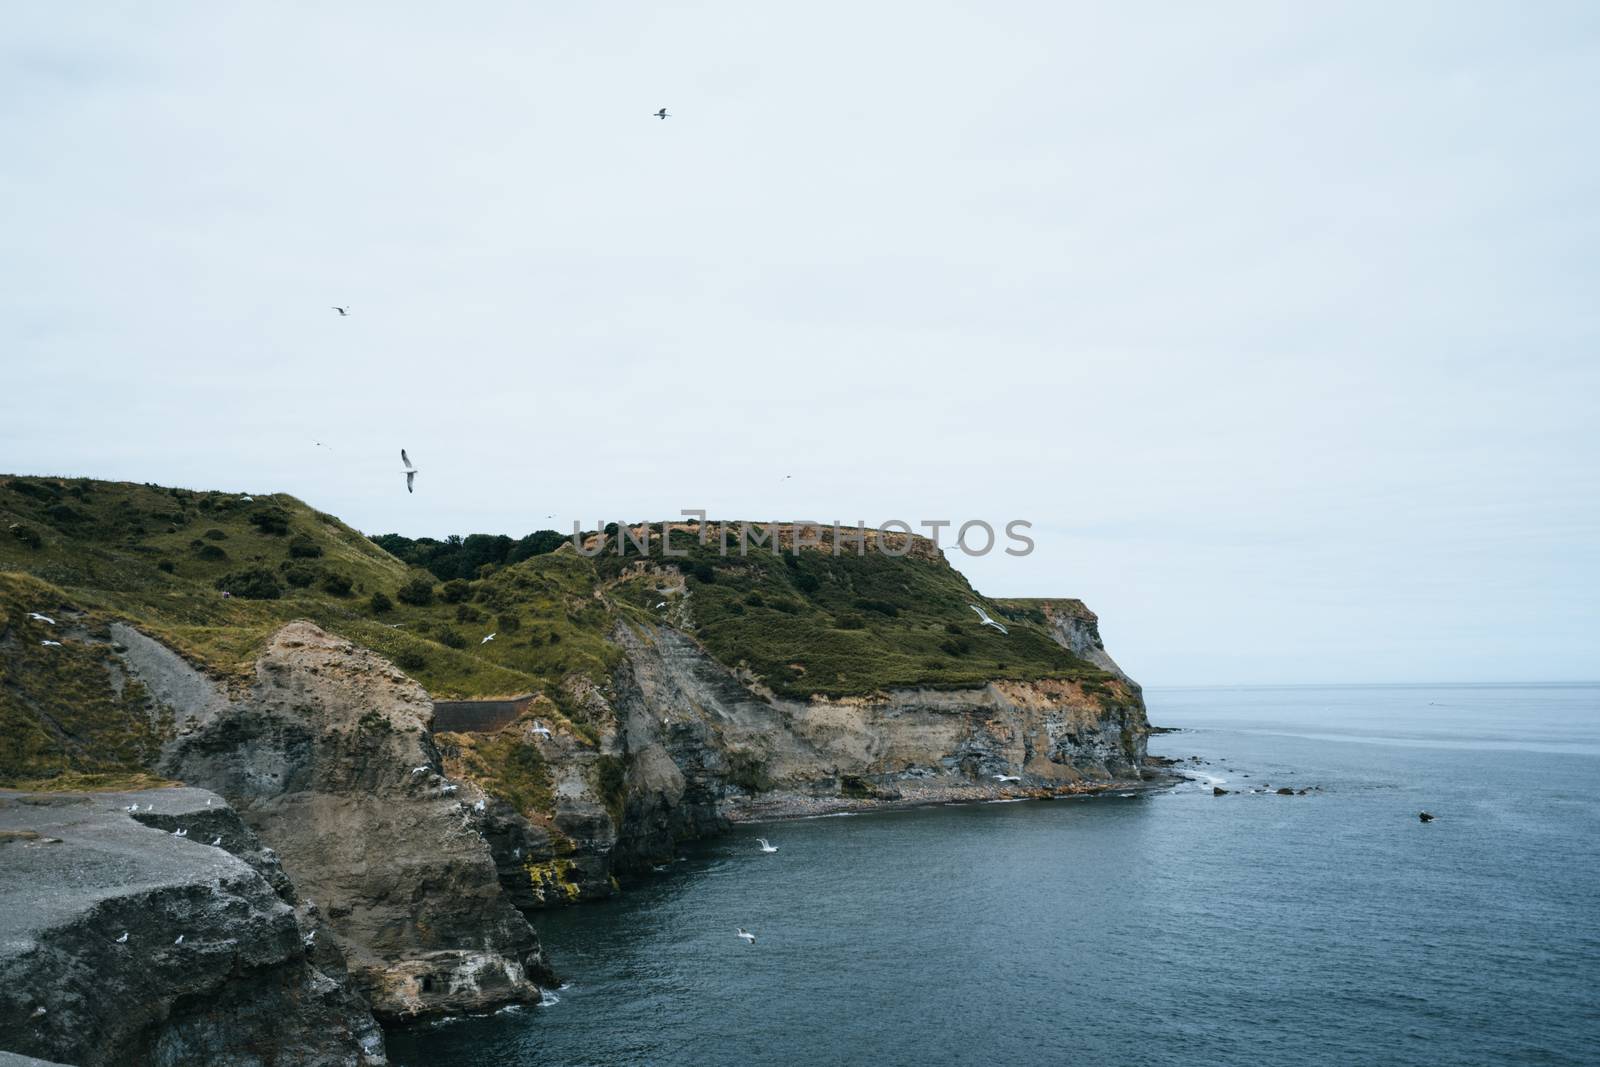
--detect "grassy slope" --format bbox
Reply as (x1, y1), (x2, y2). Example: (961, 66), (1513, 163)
(1, 476), (1108, 708)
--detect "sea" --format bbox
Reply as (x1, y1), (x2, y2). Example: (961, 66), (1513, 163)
(387, 683), (1600, 1066)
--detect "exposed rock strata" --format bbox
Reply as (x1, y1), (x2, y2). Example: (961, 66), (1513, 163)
(0, 788), (383, 1067)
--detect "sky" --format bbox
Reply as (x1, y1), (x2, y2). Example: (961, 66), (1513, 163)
(3, 2), (1597, 686)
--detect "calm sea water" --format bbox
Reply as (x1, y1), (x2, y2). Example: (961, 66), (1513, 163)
(389, 684), (1600, 1067)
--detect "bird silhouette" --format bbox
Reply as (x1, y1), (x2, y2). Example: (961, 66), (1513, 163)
(654, 108), (669, 120)
(331, 306), (348, 316)
(401, 449), (418, 493)
(969, 604), (1009, 634)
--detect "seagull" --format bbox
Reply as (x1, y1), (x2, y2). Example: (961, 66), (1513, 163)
(993, 774), (1022, 783)
(331, 306), (348, 316)
(304, 930), (316, 946)
(31, 1006), (46, 1018)
(473, 798), (486, 813)
(969, 604), (1008, 634)
(512, 847), (522, 859)
(174, 934), (185, 945)
(654, 107), (669, 119)
(655, 601), (666, 609)
(756, 838), (779, 853)
(210, 836), (223, 846)
(735, 927), (756, 944)
(40, 640), (62, 647)
(115, 931), (129, 943)
(1418, 811), (1435, 823)
(124, 804), (138, 813)
(206, 798), (213, 806)
(412, 765), (431, 775)
(144, 804), (153, 811)
(401, 449), (418, 493)
(172, 828), (188, 837)
(481, 633), (496, 644)
(441, 784), (458, 795)
(26, 612), (54, 625)
(531, 723), (552, 738)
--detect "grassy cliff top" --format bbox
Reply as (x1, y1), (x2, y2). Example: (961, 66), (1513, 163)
(1, 475), (1110, 704)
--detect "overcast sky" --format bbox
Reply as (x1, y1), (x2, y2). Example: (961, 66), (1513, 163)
(3, 3), (1597, 686)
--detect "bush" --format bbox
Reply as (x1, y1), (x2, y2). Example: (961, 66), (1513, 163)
(321, 572), (353, 596)
(440, 579), (472, 604)
(9, 524), (42, 549)
(939, 638), (971, 656)
(194, 543), (228, 561)
(394, 648), (426, 671)
(688, 562), (716, 583)
(855, 598), (900, 617)
(215, 567), (282, 600)
(455, 603), (483, 623)
(288, 534), (323, 559)
(396, 576), (435, 606)
(744, 592), (764, 607)
(281, 563), (318, 588)
(838, 613), (866, 630)
(248, 508), (290, 536)
(794, 572), (821, 594)
(157, 559), (176, 574)
(497, 612), (521, 632)
(369, 591), (393, 614)
(435, 628), (467, 649)
(203, 529), (228, 541)
(769, 597), (802, 614)
(944, 622), (964, 635)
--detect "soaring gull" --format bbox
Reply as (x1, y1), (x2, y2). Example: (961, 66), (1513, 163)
(401, 449), (418, 493)
(735, 927), (756, 944)
(654, 107), (670, 119)
(969, 604), (1008, 634)
(756, 838), (779, 853)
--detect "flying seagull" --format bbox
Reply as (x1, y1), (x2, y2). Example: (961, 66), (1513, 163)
(993, 774), (1022, 783)
(654, 107), (669, 119)
(26, 612), (54, 625)
(411, 765), (430, 775)
(473, 798), (487, 813)
(756, 838), (779, 853)
(969, 604), (1009, 634)
(171, 828), (188, 837)
(1418, 811), (1435, 823)
(331, 306), (348, 316)
(401, 449), (418, 493)
(40, 640), (62, 647)
(124, 804), (138, 813)
(531, 723), (552, 738)
(174, 934), (185, 945)
(304, 930), (316, 946)
(210, 836), (223, 846)
(115, 931), (129, 943)
(481, 633), (496, 644)
(735, 927), (756, 944)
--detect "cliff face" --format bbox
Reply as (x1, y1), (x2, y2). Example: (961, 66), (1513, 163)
(152, 622), (555, 1020)
(0, 788), (384, 1067)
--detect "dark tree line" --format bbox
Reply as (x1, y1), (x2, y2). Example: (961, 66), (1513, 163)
(369, 529), (566, 581)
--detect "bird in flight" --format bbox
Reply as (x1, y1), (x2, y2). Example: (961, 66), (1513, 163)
(40, 640), (62, 647)
(481, 633), (496, 644)
(992, 774), (1022, 783)
(736, 927), (756, 944)
(401, 449), (418, 493)
(174, 934), (185, 945)
(969, 604), (1009, 634)
(757, 838), (779, 853)
(26, 612), (54, 625)
(531, 722), (553, 738)
(332, 306), (349, 316)
(115, 931), (129, 944)
(654, 107), (669, 119)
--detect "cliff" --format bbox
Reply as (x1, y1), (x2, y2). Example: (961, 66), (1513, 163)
(0, 474), (1155, 1060)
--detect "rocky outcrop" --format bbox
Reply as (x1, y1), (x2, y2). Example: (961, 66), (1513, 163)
(0, 788), (383, 1067)
(153, 622), (554, 1019)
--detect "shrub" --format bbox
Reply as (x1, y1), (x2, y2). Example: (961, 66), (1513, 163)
(194, 544), (228, 561)
(855, 598), (899, 617)
(288, 534), (323, 559)
(440, 579), (472, 604)
(769, 597), (802, 614)
(688, 562), (716, 583)
(396, 576), (435, 606)
(497, 612), (521, 632)
(794, 572), (821, 594)
(394, 648), (426, 671)
(369, 591), (393, 614)
(455, 603), (483, 623)
(47, 504), (87, 524)
(215, 567), (282, 600)
(248, 508), (290, 535)
(203, 529), (228, 541)
(157, 559), (176, 574)
(944, 622), (965, 635)
(281, 563), (318, 588)
(744, 592), (765, 607)
(838, 613), (866, 630)
(939, 638), (971, 656)
(321, 572), (353, 596)
(9, 524), (42, 549)
(435, 628), (467, 649)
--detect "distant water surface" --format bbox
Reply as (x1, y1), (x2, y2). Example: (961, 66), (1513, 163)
(389, 684), (1600, 1066)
